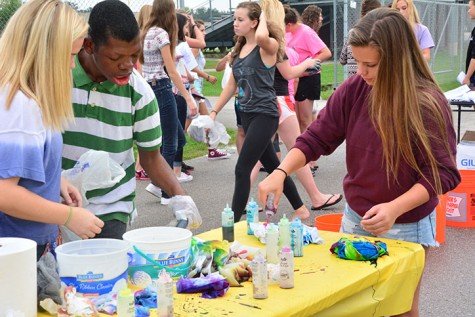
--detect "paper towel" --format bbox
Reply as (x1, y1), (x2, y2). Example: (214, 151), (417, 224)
(0, 238), (37, 317)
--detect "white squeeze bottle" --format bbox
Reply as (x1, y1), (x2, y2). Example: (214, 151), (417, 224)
(265, 224), (279, 264)
(117, 287), (135, 317)
(157, 269), (174, 317)
(279, 246), (294, 289)
(251, 250), (268, 299)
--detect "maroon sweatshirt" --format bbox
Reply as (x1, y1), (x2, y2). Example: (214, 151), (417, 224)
(294, 75), (461, 223)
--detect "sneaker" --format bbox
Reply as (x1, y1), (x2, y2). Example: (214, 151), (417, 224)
(135, 169), (150, 181)
(177, 172), (193, 183)
(145, 183), (162, 198)
(161, 197), (171, 205)
(208, 148), (231, 160)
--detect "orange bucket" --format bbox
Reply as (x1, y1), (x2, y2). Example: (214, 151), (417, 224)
(445, 170), (475, 228)
(314, 213), (343, 232)
(435, 195), (446, 244)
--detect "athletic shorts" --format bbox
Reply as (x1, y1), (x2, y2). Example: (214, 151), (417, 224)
(340, 203), (438, 247)
(276, 95), (296, 124)
(295, 73), (321, 102)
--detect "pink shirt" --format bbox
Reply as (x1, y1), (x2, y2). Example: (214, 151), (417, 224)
(285, 47), (299, 103)
(286, 23), (327, 63)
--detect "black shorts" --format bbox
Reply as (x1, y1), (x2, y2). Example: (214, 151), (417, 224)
(295, 73), (321, 102)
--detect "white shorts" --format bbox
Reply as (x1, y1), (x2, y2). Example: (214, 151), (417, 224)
(277, 95), (296, 124)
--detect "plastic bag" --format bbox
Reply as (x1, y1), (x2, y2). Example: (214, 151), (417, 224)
(168, 195), (202, 229)
(188, 115), (230, 148)
(221, 62), (232, 89)
(61, 150), (126, 206)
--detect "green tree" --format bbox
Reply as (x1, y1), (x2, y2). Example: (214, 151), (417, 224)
(0, 0), (21, 31)
(191, 7), (227, 23)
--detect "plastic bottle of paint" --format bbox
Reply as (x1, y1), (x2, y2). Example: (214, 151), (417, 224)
(221, 204), (235, 242)
(117, 287), (135, 317)
(264, 193), (277, 221)
(265, 224), (279, 264)
(290, 216), (304, 257)
(251, 251), (268, 299)
(279, 246), (294, 289)
(157, 269), (174, 317)
(246, 198), (259, 235)
(278, 214), (291, 252)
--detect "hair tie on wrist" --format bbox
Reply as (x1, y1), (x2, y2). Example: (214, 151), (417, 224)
(64, 206), (73, 227)
(210, 110), (218, 115)
(275, 167), (288, 178)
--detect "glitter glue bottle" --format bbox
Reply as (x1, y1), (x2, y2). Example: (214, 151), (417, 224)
(246, 198), (259, 235)
(117, 287), (135, 317)
(290, 216), (304, 257)
(264, 193), (277, 221)
(279, 246), (294, 289)
(278, 214), (291, 252)
(157, 269), (174, 317)
(222, 204), (235, 242)
(265, 224), (279, 264)
(251, 251), (268, 299)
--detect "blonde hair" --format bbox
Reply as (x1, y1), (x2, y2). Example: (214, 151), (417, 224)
(138, 4), (152, 30)
(0, 0), (88, 131)
(391, 0), (420, 26)
(260, 0), (285, 35)
(349, 7), (452, 195)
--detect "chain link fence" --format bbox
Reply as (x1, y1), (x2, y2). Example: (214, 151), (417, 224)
(0, 0), (471, 90)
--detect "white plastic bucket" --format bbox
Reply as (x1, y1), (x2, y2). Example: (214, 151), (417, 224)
(123, 227), (192, 288)
(55, 239), (129, 298)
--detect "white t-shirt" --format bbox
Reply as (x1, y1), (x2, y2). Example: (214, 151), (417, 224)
(173, 41), (198, 94)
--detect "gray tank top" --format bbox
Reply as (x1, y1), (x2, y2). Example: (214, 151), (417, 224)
(232, 46), (279, 117)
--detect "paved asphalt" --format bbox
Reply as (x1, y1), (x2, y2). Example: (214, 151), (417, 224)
(129, 97), (475, 316)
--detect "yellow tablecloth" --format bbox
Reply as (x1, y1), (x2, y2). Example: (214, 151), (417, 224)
(39, 221), (424, 317)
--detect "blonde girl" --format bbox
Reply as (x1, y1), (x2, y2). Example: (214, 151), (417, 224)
(0, 0), (104, 260)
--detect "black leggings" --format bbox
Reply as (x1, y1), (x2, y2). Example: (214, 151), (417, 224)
(232, 112), (303, 220)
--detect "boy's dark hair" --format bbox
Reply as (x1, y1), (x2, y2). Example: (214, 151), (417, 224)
(284, 4), (299, 24)
(88, 0), (139, 48)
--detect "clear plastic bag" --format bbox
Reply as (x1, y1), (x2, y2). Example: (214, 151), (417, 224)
(188, 115), (230, 148)
(61, 150), (126, 206)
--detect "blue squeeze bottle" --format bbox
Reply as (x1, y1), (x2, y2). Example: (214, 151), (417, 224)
(246, 198), (259, 235)
(290, 216), (303, 257)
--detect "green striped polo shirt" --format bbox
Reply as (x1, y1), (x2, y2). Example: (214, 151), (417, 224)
(62, 56), (161, 223)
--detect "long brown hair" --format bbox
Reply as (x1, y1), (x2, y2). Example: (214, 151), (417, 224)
(140, 0), (177, 63)
(230, 1), (284, 65)
(348, 7), (453, 195)
(302, 5), (322, 33)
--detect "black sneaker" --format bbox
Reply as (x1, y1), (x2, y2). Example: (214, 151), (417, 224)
(182, 162), (194, 174)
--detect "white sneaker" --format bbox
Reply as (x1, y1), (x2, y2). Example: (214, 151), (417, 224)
(177, 172), (193, 183)
(145, 183), (162, 199)
(161, 197), (171, 205)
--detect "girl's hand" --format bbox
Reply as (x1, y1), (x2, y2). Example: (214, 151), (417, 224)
(207, 75), (217, 84)
(360, 203), (399, 236)
(209, 110), (217, 121)
(257, 170), (286, 210)
(186, 97), (198, 117)
(66, 207), (104, 239)
(60, 177), (82, 207)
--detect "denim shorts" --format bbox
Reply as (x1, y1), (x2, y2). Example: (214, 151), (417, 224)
(340, 203), (438, 247)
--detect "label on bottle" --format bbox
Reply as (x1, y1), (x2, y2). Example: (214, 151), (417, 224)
(279, 250), (294, 289)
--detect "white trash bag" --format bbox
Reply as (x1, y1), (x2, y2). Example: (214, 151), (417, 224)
(61, 150), (126, 206)
(188, 115), (230, 148)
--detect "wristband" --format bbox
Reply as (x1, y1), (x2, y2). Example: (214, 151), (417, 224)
(207, 75), (210, 81)
(210, 110), (218, 115)
(192, 24), (198, 28)
(64, 206), (73, 227)
(275, 167), (288, 178)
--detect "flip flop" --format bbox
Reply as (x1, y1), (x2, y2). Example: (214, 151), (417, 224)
(311, 194), (343, 210)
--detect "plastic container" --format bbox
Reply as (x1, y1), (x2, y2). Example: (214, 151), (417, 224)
(314, 213), (343, 232)
(222, 204), (235, 242)
(117, 287), (135, 317)
(445, 170), (475, 228)
(55, 239), (129, 298)
(435, 195), (447, 244)
(123, 227), (192, 288)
